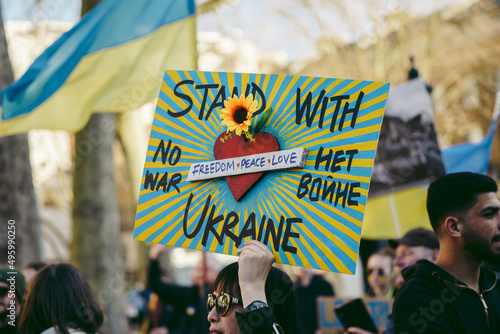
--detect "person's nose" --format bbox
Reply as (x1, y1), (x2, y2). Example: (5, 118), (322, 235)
(393, 256), (403, 267)
(208, 306), (220, 323)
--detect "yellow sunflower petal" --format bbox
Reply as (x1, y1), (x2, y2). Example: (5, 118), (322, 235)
(244, 94), (254, 107)
(227, 120), (239, 127)
(250, 100), (258, 111)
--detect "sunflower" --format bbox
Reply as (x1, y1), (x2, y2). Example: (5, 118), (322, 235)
(221, 94), (258, 136)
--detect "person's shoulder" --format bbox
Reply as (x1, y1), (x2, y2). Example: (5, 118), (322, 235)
(312, 275), (333, 288)
(395, 277), (436, 302)
(401, 259), (439, 281)
(395, 261), (444, 304)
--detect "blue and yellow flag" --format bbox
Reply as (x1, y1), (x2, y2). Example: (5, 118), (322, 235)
(0, 0), (196, 137)
(442, 93), (500, 175)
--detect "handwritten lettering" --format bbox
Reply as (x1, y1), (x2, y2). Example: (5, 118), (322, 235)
(295, 89), (365, 132)
(152, 139), (181, 166)
(314, 148), (358, 173)
(296, 174), (361, 207)
(188, 149), (306, 181)
(167, 81), (266, 120)
(143, 170), (182, 193)
(182, 193), (302, 253)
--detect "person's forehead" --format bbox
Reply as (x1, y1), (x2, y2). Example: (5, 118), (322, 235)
(216, 281), (238, 295)
(368, 254), (392, 266)
(470, 192), (500, 213)
(395, 244), (429, 253)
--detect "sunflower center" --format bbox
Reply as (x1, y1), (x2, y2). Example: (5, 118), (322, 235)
(233, 108), (248, 124)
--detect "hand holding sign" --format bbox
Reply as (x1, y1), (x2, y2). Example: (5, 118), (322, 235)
(237, 240), (274, 308)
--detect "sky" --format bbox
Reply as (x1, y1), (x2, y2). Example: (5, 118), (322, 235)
(1, 0), (81, 23)
(195, 0), (461, 60)
(1, 0), (464, 61)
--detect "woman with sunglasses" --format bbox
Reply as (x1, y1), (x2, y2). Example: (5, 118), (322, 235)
(207, 240), (300, 333)
(18, 264), (103, 334)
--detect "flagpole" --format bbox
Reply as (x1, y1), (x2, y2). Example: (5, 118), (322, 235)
(388, 193), (402, 237)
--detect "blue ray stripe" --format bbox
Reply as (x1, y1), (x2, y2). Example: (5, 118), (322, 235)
(141, 183), (219, 242)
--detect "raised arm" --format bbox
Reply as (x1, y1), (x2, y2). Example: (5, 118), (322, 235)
(237, 240), (274, 308)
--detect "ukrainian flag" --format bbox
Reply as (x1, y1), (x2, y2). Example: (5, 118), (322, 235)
(441, 93), (499, 175)
(0, 0), (197, 137)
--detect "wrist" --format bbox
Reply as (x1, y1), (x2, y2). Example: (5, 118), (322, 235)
(243, 300), (268, 313)
(240, 287), (267, 308)
(240, 281), (265, 295)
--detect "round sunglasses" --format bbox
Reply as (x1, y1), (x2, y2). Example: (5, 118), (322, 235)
(207, 292), (242, 316)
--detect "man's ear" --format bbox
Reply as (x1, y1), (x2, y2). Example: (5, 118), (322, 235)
(443, 216), (461, 238)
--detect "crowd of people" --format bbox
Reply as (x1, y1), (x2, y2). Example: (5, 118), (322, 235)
(2, 172), (500, 333)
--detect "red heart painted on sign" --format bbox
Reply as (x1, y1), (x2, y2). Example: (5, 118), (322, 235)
(213, 132), (280, 201)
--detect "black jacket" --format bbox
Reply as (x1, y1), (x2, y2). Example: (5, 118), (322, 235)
(293, 275), (334, 334)
(393, 260), (500, 334)
(237, 307), (285, 334)
(147, 259), (209, 334)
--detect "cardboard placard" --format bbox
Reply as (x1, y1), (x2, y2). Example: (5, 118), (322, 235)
(134, 70), (389, 274)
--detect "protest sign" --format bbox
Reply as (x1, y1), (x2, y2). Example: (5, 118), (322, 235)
(134, 70), (389, 274)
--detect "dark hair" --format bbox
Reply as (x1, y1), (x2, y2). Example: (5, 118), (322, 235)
(214, 262), (300, 334)
(371, 247), (395, 260)
(427, 172), (498, 233)
(19, 264), (103, 334)
(25, 261), (47, 272)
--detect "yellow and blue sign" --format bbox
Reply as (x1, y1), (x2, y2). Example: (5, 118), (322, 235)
(134, 70), (389, 274)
